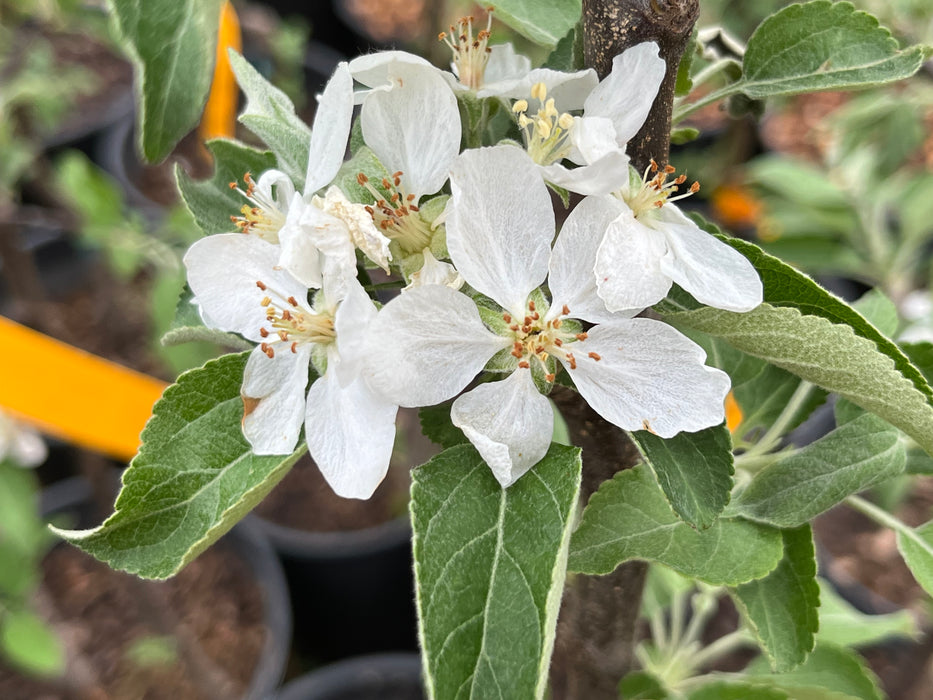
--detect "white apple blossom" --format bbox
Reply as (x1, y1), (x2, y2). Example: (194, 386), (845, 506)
(365, 145), (730, 487)
(229, 61), (390, 292)
(0, 410), (46, 468)
(348, 14), (597, 112)
(510, 43), (667, 196)
(184, 233), (398, 499)
(593, 161), (764, 314)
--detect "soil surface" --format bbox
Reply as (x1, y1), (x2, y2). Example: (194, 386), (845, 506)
(0, 540), (267, 700)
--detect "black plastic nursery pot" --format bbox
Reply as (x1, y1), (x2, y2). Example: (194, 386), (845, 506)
(249, 511), (418, 663)
(276, 653), (424, 700)
(32, 477), (293, 700)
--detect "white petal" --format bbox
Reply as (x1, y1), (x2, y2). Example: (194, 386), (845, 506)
(654, 205), (763, 312)
(242, 345), (311, 454)
(539, 150), (630, 196)
(360, 65), (460, 200)
(305, 62), (354, 194)
(319, 187), (391, 271)
(594, 207), (672, 313)
(569, 116), (623, 165)
(364, 285), (509, 407)
(482, 64), (598, 113)
(184, 234), (308, 341)
(277, 194), (325, 289)
(255, 170), (296, 212)
(550, 197), (638, 323)
(583, 42), (666, 146)
(480, 43), (531, 84)
(451, 370), (552, 487)
(447, 145), (553, 315)
(333, 276), (377, 383)
(564, 319), (730, 437)
(305, 371), (398, 499)
(348, 50), (435, 89)
(406, 248), (463, 289)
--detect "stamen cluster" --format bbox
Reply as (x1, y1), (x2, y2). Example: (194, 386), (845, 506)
(228, 172), (286, 241)
(623, 159), (700, 220)
(255, 279), (335, 358)
(512, 83), (575, 166)
(503, 300), (599, 381)
(438, 13), (493, 90)
(357, 171), (432, 253)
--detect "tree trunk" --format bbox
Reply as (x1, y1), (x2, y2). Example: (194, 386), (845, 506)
(549, 2), (699, 697)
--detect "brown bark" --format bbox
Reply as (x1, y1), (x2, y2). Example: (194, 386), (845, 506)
(548, 2), (699, 697)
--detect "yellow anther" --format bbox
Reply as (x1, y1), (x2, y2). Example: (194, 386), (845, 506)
(531, 82), (547, 101)
(512, 99), (528, 113)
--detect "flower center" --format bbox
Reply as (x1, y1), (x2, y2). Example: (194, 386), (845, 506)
(502, 299), (599, 380)
(229, 172), (287, 242)
(620, 160), (700, 220)
(357, 171), (433, 254)
(254, 280), (335, 358)
(438, 12), (492, 90)
(512, 83), (575, 166)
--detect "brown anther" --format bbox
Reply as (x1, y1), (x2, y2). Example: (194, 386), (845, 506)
(553, 338), (563, 347)
(655, 201), (665, 208)
(377, 199), (386, 208)
(382, 178), (392, 189)
(690, 182), (701, 193)
(642, 419), (656, 434)
(575, 332), (588, 341)
(502, 313), (512, 323)
(390, 192), (400, 203)
(260, 296), (272, 307)
(438, 32), (447, 40)
(552, 319), (562, 329)
(535, 345), (544, 354)
(277, 330), (289, 341)
(561, 304), (570, 315)
(650, 159), (659, 173)
(256, 280), (267, 290)
(406, 193), (416, 202)
(393, 176), (401, 187)
(531, 312), (540, 321)
(291, 342), (298, 354)
(282, 309), (292, 321)
(365, 205), (374, 215)
(518, 361), (530, 369)
(664, 164), (676, 174)
(566, 353), (577, 370)
(259, 328), (269, 338)
(288, 296), (299, 307)
(509, 324), (520, 331)
(229, 181), (237, 189)
(675, 174), (687, 185)
(409, 205), (419, 212)
(523, 316), (532, 326)
(357, 172), (369, 185)
(230, 215), (239, 223)
(528, 300), (536, 311)
(265, 346), (275, 358)
(545, 373), (555, 382)
(588, 352), (602, 361)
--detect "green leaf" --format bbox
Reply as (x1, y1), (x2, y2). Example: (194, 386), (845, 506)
(568, 464), (783, 585)
(619, 670), (668, 699)
(109, 0), (224, 162)
(747, 643), (884, 700)
(0, 608), (65, 677)
(418, 402), (468, 450)
(737, 1), (927, 99)
(670, 127), (700, 145)
(630, 423), (734, 529)
(896, 518), (933, 597)
(176, 139), (278, 235)
(902, 341), (933, 384)
(730, 526), (819, 672)
(543, 27), (582, 71)
(675, 30), (697, 97)
(817, 579), (917, 648)
(53, 353), (303, 579)
(332, 146), (390, 204)
(852, 289), (898, 337)
(659, 301), (933, 457)
(412, 443), (581, 700)
(228, 51), (311, 189)
(687, 682), (788, 700)
(490, 0), (581, 47)
(683, 219), (933, 409)
(733, 412), (906, 528)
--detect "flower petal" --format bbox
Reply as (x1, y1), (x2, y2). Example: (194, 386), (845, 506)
(569, 115), (622, 165)
(304, 62), (354, 194)
(478, 42), (531, 85)
(549, 196), (638, 323)
(241, 344), (311, 454)
(348, 50), (435, 90)
(539, 149), (630, 196)
(654, 204), (763, 312)
(406, 248), (463, 289)
(594, 205), (672, 313)
(447, 145), (553, 316)
(583, 42), (666, 146)
(564, 319), (730, 437)
(184, 233), (308, 341)
(450, 370), (552, 487)
(305, 371), (398, 500)
(360, 64), (460, 200)
(482, 64), (598, 113)
(319, 187), (391, 271)
(364, 285), (509, 407)
(333, 276), (377, 384)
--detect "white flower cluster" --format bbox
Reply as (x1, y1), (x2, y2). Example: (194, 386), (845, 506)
(184, 17), (762, 498)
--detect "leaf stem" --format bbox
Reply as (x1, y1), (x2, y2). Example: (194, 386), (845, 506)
(740, 381), (815, 461)
(846, 493), (933, 565)
(687, 629), (753, 671)
(671, 84), (738, 124)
